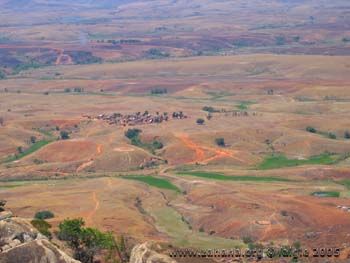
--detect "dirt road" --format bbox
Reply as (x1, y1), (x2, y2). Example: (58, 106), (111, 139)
(86, 191), (100, 226)
(176, 133), (244, 164)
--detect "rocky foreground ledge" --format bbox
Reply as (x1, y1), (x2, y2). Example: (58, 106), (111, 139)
(0, 210), (79, 263)
(0, 208), (176, 263)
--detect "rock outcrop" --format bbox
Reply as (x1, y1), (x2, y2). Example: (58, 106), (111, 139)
(0, 201), (177, 263)
(129, 242), (177, 263)
(0, 209), (80, 263)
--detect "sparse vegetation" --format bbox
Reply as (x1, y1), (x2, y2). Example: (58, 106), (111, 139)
(31, 219), (52, 239)
(237, 101), (253, 110)
(328, 132), (337, 140)
(340, 180), (350, 190)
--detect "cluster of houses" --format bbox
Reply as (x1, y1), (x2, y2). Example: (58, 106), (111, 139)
(85, 111), (187, 126)
(337, 205), (350, 213)
(224, 111), (259, 117)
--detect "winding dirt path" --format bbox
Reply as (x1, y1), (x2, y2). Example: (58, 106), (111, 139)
(55, 49), (73, 65)
(76, 144), (103, 172)
(86, 191), (100, 226)
(176, 133), (244, 164)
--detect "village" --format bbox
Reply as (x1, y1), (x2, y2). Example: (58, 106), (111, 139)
(84, 111), (188, 126)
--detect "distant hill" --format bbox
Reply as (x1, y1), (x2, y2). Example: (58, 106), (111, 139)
(1, 0), (138, 9)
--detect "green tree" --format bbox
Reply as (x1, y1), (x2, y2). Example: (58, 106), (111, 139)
(0, 200), (6, 212)
(58, 218), (84, 249)
(196, 118), (205, 125)
(215, 138), (225, 147)
(58, 218), (123, 263)
(306, 126), (317, 133)
(60, 131), (70, 140)
(30, 136), (37, 144)
(125, 129), (141, 140)
(345, 131), (350, 139)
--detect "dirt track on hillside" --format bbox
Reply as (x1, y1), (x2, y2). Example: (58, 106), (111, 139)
(176, 133), (244, 164)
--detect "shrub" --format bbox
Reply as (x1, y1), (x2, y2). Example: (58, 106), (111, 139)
(0, 200), (6, 212)
(31, 219), (52, 239)
(202, 106), (217, 113)
(35, 210), (54, 220)
(60, 131), (70, 140)
(73, 87), (83, 93)
(17, 146), (23, 154)
(215, 138), (225, 147)
(328, 132), (337, 139)
(0, 70), (6, 80)
(280, 210), (288, 217)
(306, 126), (317, 133)
(33, 159), (44, 165)
(196, 118), (205, 125)
(152, 140), (163, 150)
(145, 48), (170, 59)
(151, 88), (167, 95)
(242, 236), (253, 244)
(345, 131), (350, 139)
(275, 35), (286, 45)
(30, 136), (37, 144)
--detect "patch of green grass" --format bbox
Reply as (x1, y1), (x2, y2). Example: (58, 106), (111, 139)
(4, 140), (52, 163)
(122, 176), (181, 192)
(177, 171), (291, 182)
(206, 91), (233, 100)
(311, 191), (340, 198)
(152, 207), (243, 249)
(258, 153), (337, 170)
(236, 101), (254, 110)
(0, 184), (23, 189)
